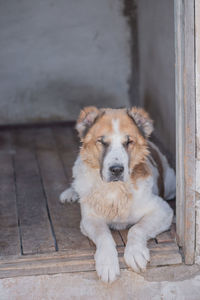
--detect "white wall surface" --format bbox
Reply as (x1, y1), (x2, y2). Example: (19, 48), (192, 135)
(0, 0), (131, 124)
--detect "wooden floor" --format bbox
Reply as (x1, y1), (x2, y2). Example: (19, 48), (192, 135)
(0, 124), (182, 279)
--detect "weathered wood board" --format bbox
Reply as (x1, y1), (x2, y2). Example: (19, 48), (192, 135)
(13, 130), (55, 254)
(0, 153), (21, 256)
(175, 0), (196, 264)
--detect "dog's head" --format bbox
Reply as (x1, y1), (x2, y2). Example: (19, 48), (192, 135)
(76, 106), (153, 182)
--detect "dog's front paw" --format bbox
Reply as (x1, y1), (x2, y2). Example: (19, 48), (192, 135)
(95, 247), (120, 283)
(59, 187), (79, 203)
(124, 243), (150, 273)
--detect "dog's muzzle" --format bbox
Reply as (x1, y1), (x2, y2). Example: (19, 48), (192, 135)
(109, 164), (124, 182)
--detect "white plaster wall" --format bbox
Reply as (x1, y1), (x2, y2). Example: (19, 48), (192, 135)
(1, 270), (200, 300)
(195, 0), (200, 264)
(0, 0), (131, 125)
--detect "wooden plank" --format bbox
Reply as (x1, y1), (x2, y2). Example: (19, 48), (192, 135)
(182, 0), (196, 265)
(170, 223), (177, 240)
(175, 0), (196, 264)
(196, 0), (200, 161)
(0, 246), (124, 264)
(111, 231), (124, 247)
(35, 128), (91, 251)
(0, 249), (126, 279)
(0, 241), (182, 279)
(119, 229), (128, 245)
(148, 240), (182, 266)
(149, 242), (179, 252)
(0, 255), (96, 279)
(52, 126), (78, 152)
(0, 130), (12, 152)
(119, 228), (173, 246)
(175, 0), (185, 247)
(0, 153), (21, 256)
(0, 246), (125, 279)
(35, 127), (57, 151)
(149, 250), (182, 267)
(13, 130), (55, 254)
(119, 229), (170, 246)
(195, 0), (200, 263)
(52, 126), (79, 180)
(156, 230), (175, 244)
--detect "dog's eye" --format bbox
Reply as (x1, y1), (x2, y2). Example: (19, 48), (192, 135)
(124, 137), (134, 147)
(97, 137), (109, 147)
(125, 140), (133, 146)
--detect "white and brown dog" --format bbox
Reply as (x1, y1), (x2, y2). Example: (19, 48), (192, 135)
(60, 107), (175, 283)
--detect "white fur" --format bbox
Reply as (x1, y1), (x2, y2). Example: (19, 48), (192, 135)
(59, 187), (79, 203)
(102, 120), (129, 181)
(102, 119), (129, 182)
(59, 120), (174, 283)
(80, 213), (120, 282)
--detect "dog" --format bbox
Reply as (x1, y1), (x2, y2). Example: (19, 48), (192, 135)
(60, 106), (175, 283)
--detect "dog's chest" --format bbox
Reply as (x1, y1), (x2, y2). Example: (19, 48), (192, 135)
(74, 157), (154, 222)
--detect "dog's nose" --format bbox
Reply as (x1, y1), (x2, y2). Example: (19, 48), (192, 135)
(109, 165), (124, 176)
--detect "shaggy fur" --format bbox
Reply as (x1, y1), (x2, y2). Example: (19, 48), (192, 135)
(60, 107), (175, 283)
(82, 181), (133, 221)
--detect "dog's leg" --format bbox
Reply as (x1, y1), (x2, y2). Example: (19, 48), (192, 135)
(81, 217), (120, 283)
(124, 196), (173, 273)
(59, 186), (79, 203)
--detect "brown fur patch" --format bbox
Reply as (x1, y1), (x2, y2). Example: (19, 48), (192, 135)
(131, 163), (151, 189)
(128, 107), (154, 138)
(76, 106), (100, 138)
(148, 143), (164, 197)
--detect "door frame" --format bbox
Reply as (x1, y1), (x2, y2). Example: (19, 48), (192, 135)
(175, 0), (196, 264)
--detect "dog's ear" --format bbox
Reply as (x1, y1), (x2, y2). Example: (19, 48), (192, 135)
(76, 106), (100, 138)
(127, 107), (154, 138)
